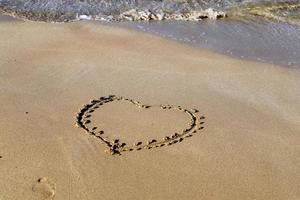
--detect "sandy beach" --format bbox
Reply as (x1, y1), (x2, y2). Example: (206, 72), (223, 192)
(0, 19), (299, 200)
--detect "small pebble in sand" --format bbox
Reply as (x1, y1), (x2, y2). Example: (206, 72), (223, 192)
(192, 109), (199, 113)
(121, 143), (126, 147)
(172, 133), (179, 138)
(163, 136), (170, 141)
(147, 139), (157, 145)
(134, 141), (142, 146)
(113, 139), (119, 144)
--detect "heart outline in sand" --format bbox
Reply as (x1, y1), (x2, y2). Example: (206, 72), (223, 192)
(75, 95), (206, 155)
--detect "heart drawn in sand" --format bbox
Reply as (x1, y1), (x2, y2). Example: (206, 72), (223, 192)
(75, 95), (206, 155)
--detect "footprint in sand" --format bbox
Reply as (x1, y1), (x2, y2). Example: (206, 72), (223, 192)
(32, 177), (56, 200)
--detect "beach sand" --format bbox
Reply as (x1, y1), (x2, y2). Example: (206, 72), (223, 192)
(0, 20), (299, 200)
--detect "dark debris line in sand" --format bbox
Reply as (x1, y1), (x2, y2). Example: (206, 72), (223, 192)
(75, 95), (206, 155)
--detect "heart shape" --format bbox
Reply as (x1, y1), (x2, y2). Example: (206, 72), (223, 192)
(75, 95), (206, 155)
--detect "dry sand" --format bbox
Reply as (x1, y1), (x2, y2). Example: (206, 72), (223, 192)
(0, 19), (299, 200)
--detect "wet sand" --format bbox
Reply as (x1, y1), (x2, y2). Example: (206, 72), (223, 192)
(118, 20), (300, 68)
(0, 19), (300, 200)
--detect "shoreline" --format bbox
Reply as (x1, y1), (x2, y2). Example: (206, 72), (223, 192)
(0, 19), (299, 200)
(1, 14), (299, 68)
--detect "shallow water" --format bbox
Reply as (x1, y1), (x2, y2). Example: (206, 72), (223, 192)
(118, 19), (300, 67)
(0, 14), (14, 21)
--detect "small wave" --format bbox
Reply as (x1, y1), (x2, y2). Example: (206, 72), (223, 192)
(0, 0), (229, 22)
(0, 6), (226, 22)
(0, 0), (299, 25)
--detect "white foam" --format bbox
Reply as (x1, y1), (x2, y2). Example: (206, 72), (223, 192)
(77, 14), (92, 20)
